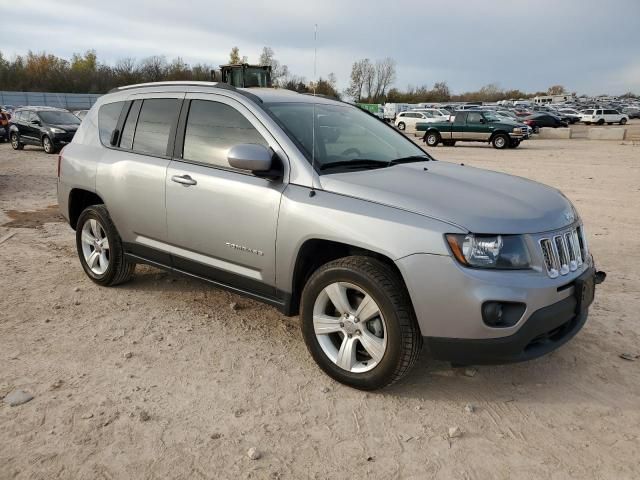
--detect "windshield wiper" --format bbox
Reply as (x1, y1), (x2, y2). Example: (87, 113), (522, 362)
(319, 159), (388, 171)
(388, 155), (431, 166)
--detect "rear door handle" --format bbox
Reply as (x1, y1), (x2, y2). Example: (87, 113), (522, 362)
(171, 174), (197, 186)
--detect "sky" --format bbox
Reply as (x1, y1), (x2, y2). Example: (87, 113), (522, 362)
(2, 0), (639, 96)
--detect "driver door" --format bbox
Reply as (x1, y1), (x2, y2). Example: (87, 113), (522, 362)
(464, 112), (491, 140)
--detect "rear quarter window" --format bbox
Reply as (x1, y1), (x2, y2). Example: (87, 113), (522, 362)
(98, 102), (125, 146)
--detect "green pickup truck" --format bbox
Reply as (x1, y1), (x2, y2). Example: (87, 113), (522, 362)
(416, 110), (530, 149)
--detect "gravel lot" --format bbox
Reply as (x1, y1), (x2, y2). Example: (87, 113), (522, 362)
(1, 138), (639, 479)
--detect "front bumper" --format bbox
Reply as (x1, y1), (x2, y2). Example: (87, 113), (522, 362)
(51, 132), (75, 146)
(395, 253), (597, 364)
(425, 283), (588, 365)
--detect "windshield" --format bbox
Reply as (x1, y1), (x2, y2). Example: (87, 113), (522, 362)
(38, 110), (81, 125)
(264, 102), (430, 172)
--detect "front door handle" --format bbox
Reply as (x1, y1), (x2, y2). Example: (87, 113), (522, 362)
(171, 174), (197, 186)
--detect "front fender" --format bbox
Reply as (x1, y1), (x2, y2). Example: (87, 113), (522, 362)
(275, 184), (461, 293)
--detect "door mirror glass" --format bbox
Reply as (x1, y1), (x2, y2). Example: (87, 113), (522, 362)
(227, 144), (272, 172)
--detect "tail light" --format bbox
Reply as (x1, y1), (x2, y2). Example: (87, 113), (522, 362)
(523, 119), (533, 125)
(57, 147), (65, 178)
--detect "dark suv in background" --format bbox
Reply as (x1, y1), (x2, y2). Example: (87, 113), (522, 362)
(9, 107), (81, 154)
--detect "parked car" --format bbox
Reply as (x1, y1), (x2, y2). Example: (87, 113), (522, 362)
(622, 107), (640, 119)
(558, 108), (582, 124)
(394, 110), (443, 131)
(0, 111), (10, 142)
(57, 82), (603, 390)
(73, 110), (89, 120)
(417, 110), (529, 149)
(580, 109), (628, 125)
(412, 108), (451, 120)
(522, 113), (568, 130)
(9, 106), (81, 154)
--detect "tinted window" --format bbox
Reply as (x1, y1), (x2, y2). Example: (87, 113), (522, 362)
(120, 100), (142, 150)
(183, 100), (267, 169)
(98, 102), (124, 145)
(467, 112), (483, 123)
(132, 98), (180, 156)
(605, 109), (617, 115)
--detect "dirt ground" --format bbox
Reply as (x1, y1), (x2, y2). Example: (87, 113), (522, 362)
(1, 137), (639, 480)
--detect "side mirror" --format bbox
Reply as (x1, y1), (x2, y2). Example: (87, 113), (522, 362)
(228, 143), (273, 173)
(31, 119), (41, 125)
(110, 129), (120, 146)
(479, 118), (486, 124)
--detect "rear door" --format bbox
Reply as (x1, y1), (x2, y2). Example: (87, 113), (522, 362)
(164, 93), (287, 298)
(22, 111), (39, 144)
(95, 94), (183, 264)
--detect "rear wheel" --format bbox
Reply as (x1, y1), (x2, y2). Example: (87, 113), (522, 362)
(442, 140), (456, 147)
(300, 256), (422, 390)
(42, 135), (56, 154)
(492, 133), (509, 149)
(597, 119), (605, 125)
(10, 133), (24, 150)
(424, 131), (440, 147)
(76, 205), (135, 286)
(397, 122), (406, 131)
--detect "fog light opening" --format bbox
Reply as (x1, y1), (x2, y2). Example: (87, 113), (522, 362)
(482, 301), (526, 328)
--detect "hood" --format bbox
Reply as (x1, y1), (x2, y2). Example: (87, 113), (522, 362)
(320, 161), (575, 234)
(51, 124), (79, 132)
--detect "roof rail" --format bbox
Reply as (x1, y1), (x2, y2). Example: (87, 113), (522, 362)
(108, 81), (221, 93)
(106, 81), (263, 104)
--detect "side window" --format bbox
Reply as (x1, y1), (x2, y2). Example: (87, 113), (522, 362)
(98, 101), (125, 146)
(596, 110), (603, 115)
(183, 100), (267, 170)
(119, 100), (142, 150)
(132, 98), (180, 157)
(27, 112), (38, 123)
(467, 112), (483, 123)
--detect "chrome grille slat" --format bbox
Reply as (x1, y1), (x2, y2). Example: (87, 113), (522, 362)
(539, 226), (586, 278)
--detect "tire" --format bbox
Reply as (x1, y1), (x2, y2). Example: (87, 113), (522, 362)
(397, 122), (406, 131)
(300, 256), (422, 390)
(597, 119), (605, 125)
(620, 118), (627, 125)
(424, 131), (440, 147)
(42, 135), (56, 154)
(10, 133), (24, 150)
(492, 133), (509, 149)
(75, 205), (135, 287)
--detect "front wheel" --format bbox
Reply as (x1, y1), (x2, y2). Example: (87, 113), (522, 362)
(597, 119), (605, 125)
(424, 131), (440, 147)
(76, 205), (135, 286)
(11, 133), (24, 150)
(300, 256), (422, 390)
(42, 135), (56, 154)
(492, 133), (509, 149)
(620, 118), (627, 125)
(397, 122), (406, 131)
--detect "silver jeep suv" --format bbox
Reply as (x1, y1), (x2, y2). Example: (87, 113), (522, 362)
(57, 82), (603, 390)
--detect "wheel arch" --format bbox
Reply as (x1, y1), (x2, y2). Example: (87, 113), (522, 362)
(489, 130), (509, 142)
(68, 188), (105, 230)
(286, 238), (408, 317)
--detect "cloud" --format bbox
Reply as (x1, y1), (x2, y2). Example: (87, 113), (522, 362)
(2, 0), (639, 94)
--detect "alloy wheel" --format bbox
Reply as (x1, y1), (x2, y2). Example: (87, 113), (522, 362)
(313, 282), (387, 373)
(80, 218), (110, 275)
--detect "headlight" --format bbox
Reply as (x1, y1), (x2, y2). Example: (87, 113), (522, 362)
(50, 127), (66, 134)
(512, 127), (521, 133)
(446, 234), (531, 269)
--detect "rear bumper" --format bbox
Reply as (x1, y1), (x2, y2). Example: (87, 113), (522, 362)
(424, 293), (587, 365)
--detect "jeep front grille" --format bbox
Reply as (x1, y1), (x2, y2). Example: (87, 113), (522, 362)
(539, 227), (586, 278)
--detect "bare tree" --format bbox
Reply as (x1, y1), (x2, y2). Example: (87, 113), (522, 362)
(258, 46), (289, 86)
(372, 57), (396, 101)
(346, 59), (368, 101)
